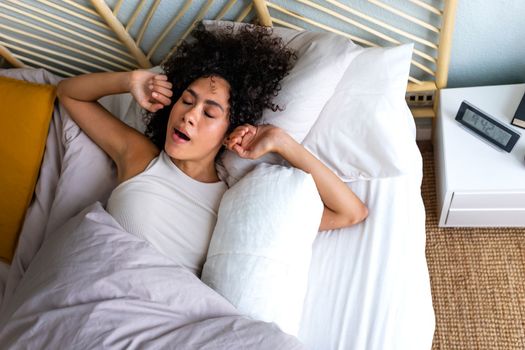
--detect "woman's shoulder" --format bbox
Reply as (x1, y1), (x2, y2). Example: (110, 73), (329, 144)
(117, 140), (160, 184)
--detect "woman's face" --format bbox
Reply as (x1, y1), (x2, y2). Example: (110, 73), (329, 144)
(164, 76), (230, 165)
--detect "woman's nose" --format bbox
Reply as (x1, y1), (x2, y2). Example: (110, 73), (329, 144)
(183, 106), (199, 126)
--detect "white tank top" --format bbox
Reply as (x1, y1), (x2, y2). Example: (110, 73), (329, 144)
(106, 151), (227, 276)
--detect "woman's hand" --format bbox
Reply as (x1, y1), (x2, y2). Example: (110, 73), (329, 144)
(129, 70), (173, 113)
(225, 124), (286, 160)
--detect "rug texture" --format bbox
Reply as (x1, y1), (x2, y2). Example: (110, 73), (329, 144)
(420, 144), (525, 350)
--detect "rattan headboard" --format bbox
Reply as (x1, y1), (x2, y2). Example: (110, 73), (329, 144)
(0, 0), (457, 118)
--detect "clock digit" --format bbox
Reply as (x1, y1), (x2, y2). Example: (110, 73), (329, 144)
(480, 118), (488, 129)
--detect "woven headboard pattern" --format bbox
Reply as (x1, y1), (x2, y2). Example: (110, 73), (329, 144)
(0, 0), (457, 117)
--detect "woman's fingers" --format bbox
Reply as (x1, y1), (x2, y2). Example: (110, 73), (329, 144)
(232, 144), (248, 157)
(151, 92), (171, 106)
(228, 125), (255, 139)
(232, 143), (258, 159)
(227, 124), (280, 159)
(225, 136), (241, 149)
(150, 78), (172, 89)
(147, 75), (172, 106)
(142, 100), (164, 113)
(154, 74), (168, 81)
(151, 103), (164, 112)
(225, 124), (257, 150)
(130, 70), (171, 111)
(149, 80), (172, 105)
(226, 130), (243, 144)
(240, 129), (256, 148)
(151, 77), (172, 94)
(150, 85), (173, 99)
(226, 129), (247, 146)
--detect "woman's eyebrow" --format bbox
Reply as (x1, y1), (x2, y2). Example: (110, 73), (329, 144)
(186, 88), (225, 113)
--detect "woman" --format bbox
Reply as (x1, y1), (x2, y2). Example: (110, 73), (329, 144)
(57, 24), (367, 275)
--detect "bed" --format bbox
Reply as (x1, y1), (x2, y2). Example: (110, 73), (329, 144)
(0, 1), (457, 349)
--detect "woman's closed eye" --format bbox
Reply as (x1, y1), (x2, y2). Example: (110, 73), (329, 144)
(181, 99), (215, 118)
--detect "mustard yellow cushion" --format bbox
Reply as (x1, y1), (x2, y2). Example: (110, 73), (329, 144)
(0, 76), (56, 263)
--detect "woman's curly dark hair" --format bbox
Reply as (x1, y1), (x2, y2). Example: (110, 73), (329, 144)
(143, 22), (296, 150)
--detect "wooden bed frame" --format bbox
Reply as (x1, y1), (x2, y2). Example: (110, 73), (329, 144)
(0, 0), (457, 118)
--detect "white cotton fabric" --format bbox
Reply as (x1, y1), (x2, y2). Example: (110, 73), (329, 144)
(106, 151), (227, 276)
(298, 172), (434, 350)
(201, 164), (324, 336)
(303, 44), (417, 181)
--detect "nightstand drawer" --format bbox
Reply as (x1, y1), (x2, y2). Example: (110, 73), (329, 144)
(450, 192), (525, 210)
(447, 208), (525, 226)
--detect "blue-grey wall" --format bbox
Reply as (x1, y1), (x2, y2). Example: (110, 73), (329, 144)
(447, 0), (525, 88)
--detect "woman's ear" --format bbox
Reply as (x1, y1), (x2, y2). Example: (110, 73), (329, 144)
(222, 134), (230, 147)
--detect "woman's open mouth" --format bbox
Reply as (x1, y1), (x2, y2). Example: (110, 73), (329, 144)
(172, 128), (191, 143)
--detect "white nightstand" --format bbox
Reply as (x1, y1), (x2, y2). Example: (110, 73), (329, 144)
(435, 84), (525, 227)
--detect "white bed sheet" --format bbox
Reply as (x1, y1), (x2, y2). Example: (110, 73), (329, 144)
(300, 174), (434, 349)
(0, 68), (435, 349)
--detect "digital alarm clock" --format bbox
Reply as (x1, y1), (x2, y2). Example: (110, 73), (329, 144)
(455, 101), (521, 153)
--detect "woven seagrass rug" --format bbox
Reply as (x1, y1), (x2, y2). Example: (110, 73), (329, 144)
(419, 142), (525, 350)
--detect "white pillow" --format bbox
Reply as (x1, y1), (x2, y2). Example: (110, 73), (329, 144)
(201, 163), (323, 336)
(206, 21), (361, 186)
(302, 43), (418, 181)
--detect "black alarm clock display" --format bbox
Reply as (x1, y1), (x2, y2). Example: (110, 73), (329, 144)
(455, 100), (521, 153)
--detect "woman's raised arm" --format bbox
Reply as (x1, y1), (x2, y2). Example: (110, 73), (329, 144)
(225, 124), (368, 231)
(56, 70), (172, 182)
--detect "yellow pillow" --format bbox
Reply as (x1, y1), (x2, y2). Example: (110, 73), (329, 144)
(0, 76), (56, 263)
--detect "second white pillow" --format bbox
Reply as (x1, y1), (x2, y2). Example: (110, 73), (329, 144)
(302, 44), (418, 181)
(201, 163), (323, 336)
